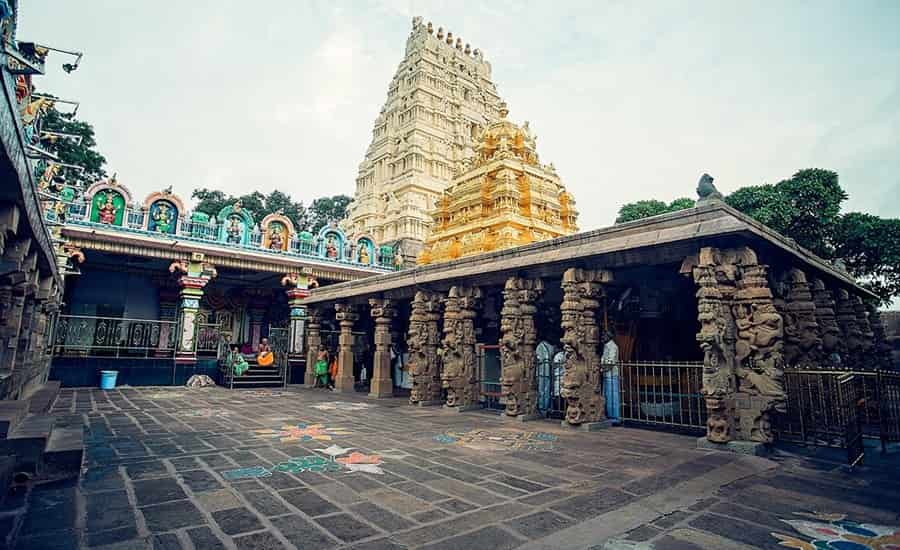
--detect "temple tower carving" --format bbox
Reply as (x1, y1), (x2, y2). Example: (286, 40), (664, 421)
(835, 289), (862, 364)
(781, 268), (821, 368)
(344, 17), (506, 261)
(408, 290), (443, 405)
(440, 285), (481, 408)
(810, 278), (842, 365)
(560, 268), (611, 426)
(500, 276), (543, 418)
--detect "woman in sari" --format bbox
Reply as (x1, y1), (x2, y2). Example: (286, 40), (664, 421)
(229, 345), (249, 377)
(314, 345), (329, 388)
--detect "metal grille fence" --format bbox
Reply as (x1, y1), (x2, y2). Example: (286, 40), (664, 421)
(617, 362), (707, 431)
(53, 315), (177, 358)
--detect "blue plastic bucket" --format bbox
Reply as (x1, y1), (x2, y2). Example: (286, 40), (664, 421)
(100, 370), (118, 390)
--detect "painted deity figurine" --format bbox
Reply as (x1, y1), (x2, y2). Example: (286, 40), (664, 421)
(269, 227), (284, 250)
(359, 245), (369, 264)
(152, 203), (174, 233)
(325, 236), (338, 258)
(98, 192), (119, 224)
(226, 217), (242, 244)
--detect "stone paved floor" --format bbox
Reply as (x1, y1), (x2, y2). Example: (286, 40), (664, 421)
(5, 386), (899, 550)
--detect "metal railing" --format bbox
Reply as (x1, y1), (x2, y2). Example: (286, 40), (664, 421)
(196, 323), (223, 356)
(52, 314), (178, 358)
(477, 344), (503, 411)
(617, 361), (707, 431)
(780, 367), (900, 452)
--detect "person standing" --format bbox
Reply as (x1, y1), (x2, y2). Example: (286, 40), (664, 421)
(314, 345), (329, 388)
(601, 330), (620, 423)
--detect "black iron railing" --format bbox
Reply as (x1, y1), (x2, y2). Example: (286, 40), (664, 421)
(617, 361), (707, 431)
(53, 314), (177, 358)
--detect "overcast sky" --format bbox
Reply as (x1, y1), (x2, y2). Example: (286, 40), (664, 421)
(19, 0), (900, 230)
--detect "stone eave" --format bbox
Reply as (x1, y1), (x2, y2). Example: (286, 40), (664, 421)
(301, 201), (875, 305)
(61, 225), (390, 283)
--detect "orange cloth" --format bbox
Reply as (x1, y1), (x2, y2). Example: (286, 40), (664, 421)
(257, 351), (274, 367)
(329, 358), (338, 378)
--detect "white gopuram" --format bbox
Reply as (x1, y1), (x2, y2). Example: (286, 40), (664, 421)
(343, 16), (507, 262)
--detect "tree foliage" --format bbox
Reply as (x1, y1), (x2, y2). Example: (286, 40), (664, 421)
(615, 168), (899, 305)
(615, 198), (695, 223)
(191, 189), (350, 234)
(42, 105), (107, 181)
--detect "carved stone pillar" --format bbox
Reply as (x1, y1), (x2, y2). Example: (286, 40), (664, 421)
(440, 285), (481, 409)
(690, 249), (737, 443)
(304, 308), (322, 386)
(811, 278), (841, 366)
(835, 289), (861, 366)
(500, 276), (543, 419)
(866, 304), (893, 369)
(852, 295), (875, 366)
(560, 267), (612, 427)
(0, 238), (35, 375)
(732, 256), (786, 443)
(408, 291), (443, 406)
(0, 283), (27, 374)
(157, 287), (179, 357)
(283, 272), (318, 365)
(686, 246), (786, 444)
(369, 298), (396, 398)
(782, 269), (821, 368)
(334, 303), (358, 392)
(170, 259), (217, 364)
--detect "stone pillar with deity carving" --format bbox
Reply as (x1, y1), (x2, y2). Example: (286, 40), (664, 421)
(781, 268), (821, 369)
(811, 278), (842, 366)
(170, 258), (217, 364)
(866, 304), (893, 369)
(304, 308), (323, 386)
(282, 271), (317, 375)
(408, 290), (443, 406)
(560, 268), (611, 428)
(368, 298), (396, 398)
(835, 289), (862, 367)
(440, 285), (482, 410)
(853, 295), (875, 367)
(0, 233), (36, 375)
(500, 276), (543, 420)
(334, 303), (358, 392)
(732, 254), (786, 443)
(685, 246), (786, 445)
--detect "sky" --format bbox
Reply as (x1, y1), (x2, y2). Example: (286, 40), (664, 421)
(18, 0), (900, 230)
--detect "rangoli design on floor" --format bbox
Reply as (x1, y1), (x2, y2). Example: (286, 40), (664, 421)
(145, 391), (188, 400)
(432, 429), (558, 452)
(221, 445), (386, 478)
(254, 423), (351, 443)
(770, 512), (900, 549)
(238, 389), (287, 398)
(310, 401), (373, 411)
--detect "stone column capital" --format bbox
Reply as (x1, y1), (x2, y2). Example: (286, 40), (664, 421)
(335, 303), (359, 323)
(368, 298), (396, 321)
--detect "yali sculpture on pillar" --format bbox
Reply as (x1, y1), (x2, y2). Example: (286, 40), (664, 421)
(440, 285), (481, 408)
(499, 276), (543, 418)
(560, 268), (611, 426)
(408, 290), (443, 405)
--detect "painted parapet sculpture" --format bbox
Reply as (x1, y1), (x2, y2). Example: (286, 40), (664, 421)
(440, 285), (481, 408)
(781, 268), (822, 369)
(731, 252), (786, 443)
(560, 267), (611, 426)
(408, 290), (443, 405)
(811, 278), (842, 365)
(499, 277), (543, 418)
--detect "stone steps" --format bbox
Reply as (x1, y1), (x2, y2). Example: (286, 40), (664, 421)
(0, 400), (29, 438)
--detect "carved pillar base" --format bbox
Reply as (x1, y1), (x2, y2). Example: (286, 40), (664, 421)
(334, 303), (358, 393)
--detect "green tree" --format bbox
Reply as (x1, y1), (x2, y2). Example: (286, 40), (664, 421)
(833, 213), (900, 304)
(191, 189), (230, 218)
(191, 188), (309, 230)
(615, 198), (695, 223)
(308, 195), (352, 233)
(42, 105), (107, 181)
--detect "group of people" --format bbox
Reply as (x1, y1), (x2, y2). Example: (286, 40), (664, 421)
(227, 338), (274, 377)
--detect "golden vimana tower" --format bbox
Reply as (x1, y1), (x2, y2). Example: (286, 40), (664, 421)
(417, 102), (578, 265)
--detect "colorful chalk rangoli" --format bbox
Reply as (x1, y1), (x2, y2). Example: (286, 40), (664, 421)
(255, 423), (351, 443)
(173, 408), (231, 418)
(770, 512), (900, 550)
(432, 429), (558, 452)
(272, 455), (342, 474)
(220, 466), (271, 480)
(310, 401), (373, 411)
